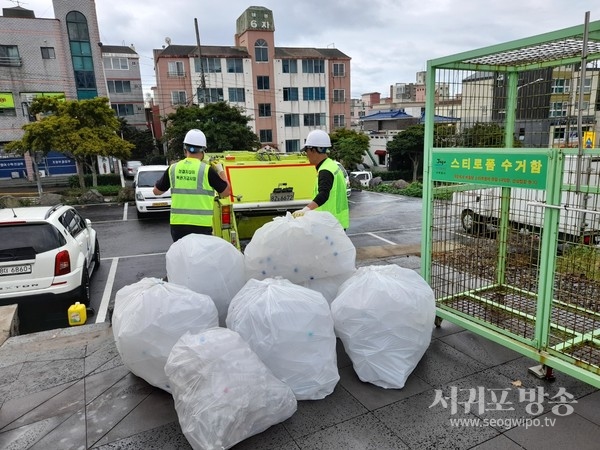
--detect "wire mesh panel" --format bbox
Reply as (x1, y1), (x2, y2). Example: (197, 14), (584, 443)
(423, 19), (600, 387)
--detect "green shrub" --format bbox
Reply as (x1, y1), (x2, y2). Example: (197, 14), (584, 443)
(376, 170), (406, 181)
(93, 185), (121, 196)
(68, 174), (122, 187)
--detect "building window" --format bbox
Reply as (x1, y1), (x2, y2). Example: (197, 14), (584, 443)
(103, 57), (128, 70)
(553, 128), (565, 140)
(259, 129), (272, 142)
(41, 47), (56, 59)
(257, 76), (270, 90)
(255, 39), (268, 62)
(227, 58), (243, 73)
(195, 57), (222, 73)
(551, 79), (570, 93)
(334, 114), (345, 128)
(333, 89), (345, 103)
(577, 78), (592, 94)
(198, 88), (223, 103)
(333, 63), (345, 77)
(303, 87), (326, 101)
(66, 11), (90, 40)
(171, 91), (187, 105)
(111, 103), (135, 116)
(302, 59), (325, 73)
(0, 45), (21, 66)
(228, 88), (245, 103)
(107, 80), (132, 94)
(75, 71), (96, 89)
(258, 103), (271, 117)
(283, 87), (298, 101)
(285, 139), (300, 152)
(303, 113), (326, 126)
(284, 114), (299, 127)
(549, 102), (567, 117)
(282, 59), (297, 73)
(167, 61), (185, 77)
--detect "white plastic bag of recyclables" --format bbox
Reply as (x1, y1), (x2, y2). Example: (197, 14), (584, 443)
(331, 265), (436, 389)
(244, 211), (356, 284)
(112, 278), (218, 392)
(166, 234), (245, 326)
(226, 277), (339, 400)
(165, 328), (297, 450)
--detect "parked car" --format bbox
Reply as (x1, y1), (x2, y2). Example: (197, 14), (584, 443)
(133, 165), (171, 217)
(123, 160), (143, 178)
(350, 170), (373, 188)
(0, 205), (100, 332)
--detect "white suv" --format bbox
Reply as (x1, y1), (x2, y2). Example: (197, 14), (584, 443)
(0, 205), (99, 332)
(134, 165), (171, 217)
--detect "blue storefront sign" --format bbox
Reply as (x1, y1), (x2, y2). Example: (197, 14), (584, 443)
(0, 151), (77, 179)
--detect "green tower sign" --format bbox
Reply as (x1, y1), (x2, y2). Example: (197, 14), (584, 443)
(236, 6), (275, 34)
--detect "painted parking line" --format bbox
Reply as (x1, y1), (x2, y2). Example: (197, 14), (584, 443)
(366, 232), (397, 245)
(123, 203), (128, 221)
(96, 257), (119, 323)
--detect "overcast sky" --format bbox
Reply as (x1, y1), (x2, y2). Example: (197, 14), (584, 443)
(23, 0), (600, 98)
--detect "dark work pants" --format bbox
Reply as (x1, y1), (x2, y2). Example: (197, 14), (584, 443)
(170, 224), (212, 242)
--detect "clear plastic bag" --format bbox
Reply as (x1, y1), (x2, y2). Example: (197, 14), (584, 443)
(165, 328), (297, 450)
(166, 234), (245, 326)
(331, 265), (436, 389)
(244, 211), (356, 284)
(226, 277), (339, 400)
(112, 278), (218, 392)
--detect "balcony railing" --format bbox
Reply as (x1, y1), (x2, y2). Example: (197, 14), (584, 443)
(0, 56), (22, 67)
(167, 71), (186, 78)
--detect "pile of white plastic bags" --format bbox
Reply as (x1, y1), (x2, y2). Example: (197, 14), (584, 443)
(111, 211), (435, 450)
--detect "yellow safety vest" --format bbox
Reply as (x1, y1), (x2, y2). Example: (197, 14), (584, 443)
(314, 158), (350, 229)
(168, 158), (214, 226)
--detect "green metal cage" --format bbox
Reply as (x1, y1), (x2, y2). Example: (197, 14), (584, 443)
(422, 16), (600, 388)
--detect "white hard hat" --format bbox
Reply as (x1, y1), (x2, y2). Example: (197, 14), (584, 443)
(303, 129), (331, 152)
(183, 129), (207, 152)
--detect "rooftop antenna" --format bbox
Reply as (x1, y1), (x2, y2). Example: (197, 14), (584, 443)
(8, 0), (27, 6)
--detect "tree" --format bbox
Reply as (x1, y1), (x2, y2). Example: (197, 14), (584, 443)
(459, 122), (521, 148)
(118, 118), (157, 162)
(329, 128), (369, 169)
(161, 102), (259, 160)
(386, 125), (425, 181)
(6, 97), (133, 188)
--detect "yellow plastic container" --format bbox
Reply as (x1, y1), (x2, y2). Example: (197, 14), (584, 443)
(68, 302), (87, 326)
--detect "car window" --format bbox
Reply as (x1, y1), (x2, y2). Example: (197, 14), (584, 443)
(137, 170), (165, 187)
(0, 223), (65, 254)
(59, 209), (85, 237)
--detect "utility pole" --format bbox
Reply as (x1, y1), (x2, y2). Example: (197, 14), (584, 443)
(194, 18), (206, 94)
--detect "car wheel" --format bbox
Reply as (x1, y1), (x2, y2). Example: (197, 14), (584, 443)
(461, 209), (485, 235)
(79, 267), (91, 306)
(136, 209), (146, 219)
(93, 238), (101, 268)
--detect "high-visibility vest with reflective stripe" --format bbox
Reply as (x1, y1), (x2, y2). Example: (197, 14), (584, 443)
(314, 158), (350, 229)
(168, 158), (214, 226)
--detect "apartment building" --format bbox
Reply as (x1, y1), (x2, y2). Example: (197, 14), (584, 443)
(101, 45), (146, 129)
(0, 1), (146, 179)
(153, 6), (351, 152)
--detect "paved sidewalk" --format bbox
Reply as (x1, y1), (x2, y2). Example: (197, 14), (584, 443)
(0, 254), (598, 449)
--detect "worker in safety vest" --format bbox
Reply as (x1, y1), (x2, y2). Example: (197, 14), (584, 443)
(153, 129), (231, 242)
(292, 130), (350, 229)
